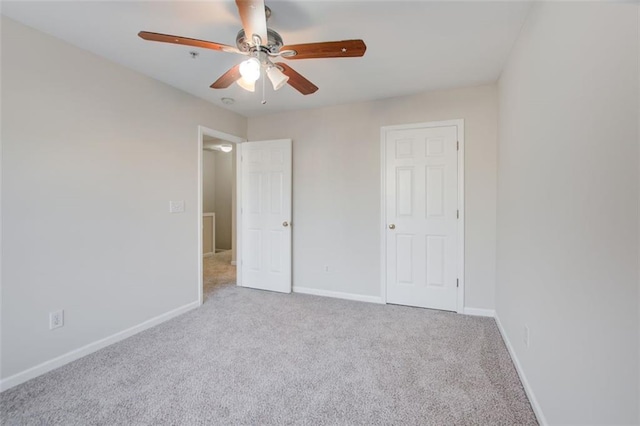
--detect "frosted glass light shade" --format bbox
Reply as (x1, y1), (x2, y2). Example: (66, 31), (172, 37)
(219, 144), (233, 153)
(267, 66), (289, 91)
(236, 76), (256, 92)
(239, 58), (261, 82)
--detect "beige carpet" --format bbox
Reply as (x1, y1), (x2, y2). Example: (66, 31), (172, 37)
(1, 254), (537, 425)
(203, 250), (236, 299)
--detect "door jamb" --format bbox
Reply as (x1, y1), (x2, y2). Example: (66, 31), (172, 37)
(198, 126), (246, 306)
(379, 119), (465, 313)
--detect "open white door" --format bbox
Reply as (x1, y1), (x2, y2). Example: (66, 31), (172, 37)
(240, 139), (292, 293)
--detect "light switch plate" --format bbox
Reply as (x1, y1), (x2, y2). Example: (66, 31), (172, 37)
(169, 201), (185, 213)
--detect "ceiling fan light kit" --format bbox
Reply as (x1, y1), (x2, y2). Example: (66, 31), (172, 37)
(266, 65), (289, 91)
(138, 0), (366, 102)
(236, 76), (256, 92)
(239, 57), (261, 82)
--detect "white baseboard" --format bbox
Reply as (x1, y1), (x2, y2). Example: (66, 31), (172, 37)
(202, 252), (214, 258)
(293, 286), (384, 304)
(494, 314), (547, 426)
(0, 300), (199, 392)
(230, 260), (237, 266)
(463, 307), (496, 317)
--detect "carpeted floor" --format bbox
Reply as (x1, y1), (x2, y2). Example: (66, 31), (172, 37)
(1, 252), (536, 425)
(203, 250), (236, 299)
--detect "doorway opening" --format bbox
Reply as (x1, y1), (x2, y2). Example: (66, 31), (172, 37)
(198, 126), (245, 304)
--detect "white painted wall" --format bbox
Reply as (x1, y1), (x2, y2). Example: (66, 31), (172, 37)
(0, 18), (246, 382)
(248, 85), (498, 310)
(0, 10), (4, 393)
(214, 150), (233, 250)
(202, 150), (216, 213)
(496, 2), (639, 424)
(202, 149), (233, 250)
(231, 148), (237, 264)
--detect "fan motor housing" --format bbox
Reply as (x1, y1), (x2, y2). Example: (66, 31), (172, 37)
(236, 28), (283, 54)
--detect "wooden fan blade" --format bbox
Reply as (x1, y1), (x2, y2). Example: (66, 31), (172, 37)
(280, 40), (366, 60)
(235, 0), (268, 45)
(138, 31), (241, 54)
(276, 63), (318, 95)
(210, 64), (242, 89)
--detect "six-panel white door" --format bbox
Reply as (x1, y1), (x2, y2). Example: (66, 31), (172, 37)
(241, 139), (292, 293)
(385, 126), (459, 311)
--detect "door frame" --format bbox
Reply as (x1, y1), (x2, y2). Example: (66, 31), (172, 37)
(197, 125), (246, 306)
(379, 119), (465, 313)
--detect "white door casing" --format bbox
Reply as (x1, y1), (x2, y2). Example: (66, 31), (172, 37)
(240, 139), (292, 293)
(382, 121), (463, 312)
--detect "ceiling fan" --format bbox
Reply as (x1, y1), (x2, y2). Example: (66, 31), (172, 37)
(138, 0), (367, 97)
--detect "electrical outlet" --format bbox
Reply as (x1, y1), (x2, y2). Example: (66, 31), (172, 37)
(523, 325), (530, 348)
(169, 201), (185, 213)
(324, 265), (330, 273)
(50, 310), (64, 330)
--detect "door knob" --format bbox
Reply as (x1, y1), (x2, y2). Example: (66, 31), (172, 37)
(283, 221), (289, 227)
(388, 224), (396, 230)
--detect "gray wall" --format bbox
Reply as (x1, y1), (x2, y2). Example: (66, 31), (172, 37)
(1, 17), (247, 380)
(496, 2), (639, 423)
(249, 85), (498, 309)
(214, 150), (233, 250)
(201, 149), (233, 250)
(202, 150), (216, 213)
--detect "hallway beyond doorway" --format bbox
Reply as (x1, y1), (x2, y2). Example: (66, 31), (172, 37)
(203, 250), (236, 301)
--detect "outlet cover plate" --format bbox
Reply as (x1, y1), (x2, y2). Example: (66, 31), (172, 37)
(50, 310), (64, 330)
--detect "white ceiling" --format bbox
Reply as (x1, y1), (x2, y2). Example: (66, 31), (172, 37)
(203, 135), (229, 150)
(1, 1), (532, 117)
